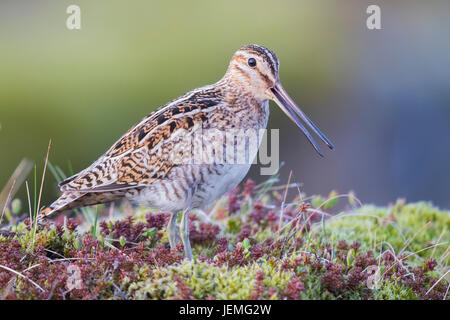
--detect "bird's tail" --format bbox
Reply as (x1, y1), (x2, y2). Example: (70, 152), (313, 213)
(38, 192), (87, 220)
(38, 191), (125, 221)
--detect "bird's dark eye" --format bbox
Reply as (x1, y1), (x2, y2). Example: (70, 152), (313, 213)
(248, 58), (257, 67)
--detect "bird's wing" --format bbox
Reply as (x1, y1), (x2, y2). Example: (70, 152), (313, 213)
(59, 87), (221, 193)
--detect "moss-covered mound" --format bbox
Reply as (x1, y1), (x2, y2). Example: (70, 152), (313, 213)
(0, 180), (448, 300)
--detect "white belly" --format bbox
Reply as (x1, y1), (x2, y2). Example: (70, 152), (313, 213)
(192, 163), (251, 208)
(130, 163), (251, 211)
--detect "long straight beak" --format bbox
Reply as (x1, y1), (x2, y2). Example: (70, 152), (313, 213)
(271, 82), (334, 157)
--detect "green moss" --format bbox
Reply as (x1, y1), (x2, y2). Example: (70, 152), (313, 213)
(129, 260), (294, 300)
(373, 279), (419, 300)
(319, 201), (449, 265)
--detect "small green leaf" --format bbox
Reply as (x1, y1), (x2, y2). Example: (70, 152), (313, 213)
(97, 235), (104, 248)
(346, 249), (355, 266)
(227, 219), (240, 234)
(323, 190), (339, 210)
(142, 228), (157, 238)
(311, 195), (325, 208)
(74, 238), (82, 250)
(348, 191), (356, 206)
(119, 236), (126, 247)
(243, 238), (250, 250)
(11, 199), (22, 215)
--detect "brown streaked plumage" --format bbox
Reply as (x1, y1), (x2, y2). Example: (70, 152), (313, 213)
(40, 44), (333, 259)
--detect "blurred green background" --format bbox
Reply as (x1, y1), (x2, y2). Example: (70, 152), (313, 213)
(1, 0), (449, 208)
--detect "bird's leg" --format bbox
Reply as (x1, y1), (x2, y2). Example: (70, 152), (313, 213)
(167, 211), (180, 249)
(180, 207), (193, 260)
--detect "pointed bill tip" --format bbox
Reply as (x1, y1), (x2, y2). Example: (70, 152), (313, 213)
(327, 141), (334, 150)
(271, 82), (334, 155)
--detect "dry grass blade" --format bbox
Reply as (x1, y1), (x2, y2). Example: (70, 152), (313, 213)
(381, 242), (447, 278)
(0, 264), (44, 292)
(317, 193), (363, 210)
(431, 229), (446, 259)
(32, 140), (52, 246)
(425, 269), (450, 296)
(445, 283), (450, 300)
(439, 247), (449, 265)
(0, 180), (15, 226)
(399, 221), (431, 255)
(277, 170), (292, 237)
(0, 158), (33, 218)
(261, 182), (302, 193)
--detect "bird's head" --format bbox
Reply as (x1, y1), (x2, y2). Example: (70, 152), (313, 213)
(226, 44), (334, 156)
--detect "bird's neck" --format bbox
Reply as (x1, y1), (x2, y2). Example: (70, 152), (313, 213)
(216, 76), (270, 130)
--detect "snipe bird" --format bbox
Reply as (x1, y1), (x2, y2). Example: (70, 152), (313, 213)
(40, 44), (333, 259)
